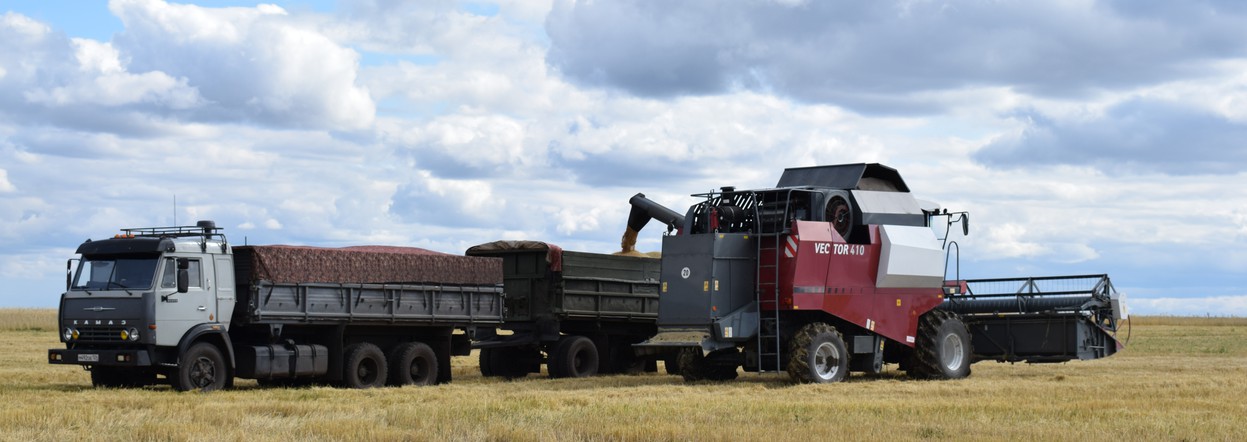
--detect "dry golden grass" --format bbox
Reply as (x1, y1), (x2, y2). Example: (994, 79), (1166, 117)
(4, 310), (1245, 441)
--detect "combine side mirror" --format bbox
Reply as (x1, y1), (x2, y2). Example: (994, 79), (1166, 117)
(176, 258), (190, 293)
(962, 214), (970, 236)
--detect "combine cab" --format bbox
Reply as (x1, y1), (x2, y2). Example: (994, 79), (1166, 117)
(632, 163), (1126, 382)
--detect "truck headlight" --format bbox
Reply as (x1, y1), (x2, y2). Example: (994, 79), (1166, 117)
(122, 327), (140, 342)
(63, 327), (77, 341)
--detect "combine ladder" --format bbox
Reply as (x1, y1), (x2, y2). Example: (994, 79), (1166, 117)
(754, 191), (795, 373)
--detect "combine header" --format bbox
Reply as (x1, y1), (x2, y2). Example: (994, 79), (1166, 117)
(630, 163), (1126, 382)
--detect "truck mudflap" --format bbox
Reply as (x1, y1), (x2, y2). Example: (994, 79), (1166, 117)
(942, 274), (1126, 363)
(49, 347), (154, 367)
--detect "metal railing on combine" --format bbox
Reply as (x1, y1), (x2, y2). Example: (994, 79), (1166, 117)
(947, 274), (1114, 315)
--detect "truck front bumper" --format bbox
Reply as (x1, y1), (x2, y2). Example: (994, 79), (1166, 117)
(48, 348), (154, 367)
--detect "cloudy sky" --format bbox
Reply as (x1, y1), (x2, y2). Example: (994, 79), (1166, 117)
(1, 0), (1244, 315)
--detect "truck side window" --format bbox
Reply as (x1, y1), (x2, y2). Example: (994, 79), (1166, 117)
(161, 258), (203, 289)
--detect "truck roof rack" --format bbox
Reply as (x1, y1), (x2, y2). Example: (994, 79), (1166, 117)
(119, 220), (218, 237)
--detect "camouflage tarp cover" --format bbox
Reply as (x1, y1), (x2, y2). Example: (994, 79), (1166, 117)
(233, 245), (502, 285)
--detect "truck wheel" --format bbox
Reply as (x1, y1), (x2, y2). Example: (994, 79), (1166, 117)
(389, 342), (438, 386)
(342, 343), (388, 389)
(478, 348), (496, 377)
(548, 336), (599, 378)
(910, 310), (973, 380)
(172, 343), (228, 392)
(678, 348), (739, 382)
(787, 322), (850, 383)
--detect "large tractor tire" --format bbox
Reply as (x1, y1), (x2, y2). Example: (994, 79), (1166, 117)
(787, 322), (850, 383)
(548, 335), (599, 378)
(342, 343), (388, 389)
(677, 348), (739, 382)
(909, 309), (973, 380)
(388, 342), (438, 386)
(171, 342), (228, 392)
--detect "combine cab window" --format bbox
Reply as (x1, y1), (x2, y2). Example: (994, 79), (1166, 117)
(71, 257), (159, 290)
(160, 258), (202, 289)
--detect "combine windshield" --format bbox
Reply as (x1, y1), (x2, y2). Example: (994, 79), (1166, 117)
(71, 257), (160, 291)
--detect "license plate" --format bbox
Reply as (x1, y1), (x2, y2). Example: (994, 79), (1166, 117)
(78, 354), (99, 362)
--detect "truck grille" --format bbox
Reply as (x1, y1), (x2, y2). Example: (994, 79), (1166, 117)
(76, 326), (125, 342)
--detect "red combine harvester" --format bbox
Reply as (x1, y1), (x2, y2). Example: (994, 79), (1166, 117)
(630, 163), (1126, 382)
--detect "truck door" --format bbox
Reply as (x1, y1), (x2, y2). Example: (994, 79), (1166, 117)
(154, 256), (214, 347)
(213, 256), (236, 328)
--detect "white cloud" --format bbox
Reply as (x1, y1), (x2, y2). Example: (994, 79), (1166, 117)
(1, 1), (1246, 311)
(108, 0), (374, 130)
(1129, 296), (1247, 316)
(0, 169), (14, 193)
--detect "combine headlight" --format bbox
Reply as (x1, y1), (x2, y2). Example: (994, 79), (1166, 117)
(122, 327), (140, 342)
(63, 328), (78, 341)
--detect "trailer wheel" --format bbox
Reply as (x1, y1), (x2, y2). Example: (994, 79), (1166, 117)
(910, 310), (973, 380)
(677, 348), (739, 382)
(478, 348), (496, 377)
(342, 343), (388, 389)
(787, 322), (850, 383)
(548, 336), (599, 378)
(172, 342), (228, 392)
(389, 342), (438, 386)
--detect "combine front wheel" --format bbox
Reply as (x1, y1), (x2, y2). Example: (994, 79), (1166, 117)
(910, 310), (972, 380)
(787, 322), (849, 383)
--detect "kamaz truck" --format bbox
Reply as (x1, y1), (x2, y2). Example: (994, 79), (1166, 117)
(48, 221), (504, 391)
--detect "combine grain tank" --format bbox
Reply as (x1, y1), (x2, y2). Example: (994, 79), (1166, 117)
(467, 241), (669, 378)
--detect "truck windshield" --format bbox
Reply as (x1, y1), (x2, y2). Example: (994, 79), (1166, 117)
(71, 257), (159, 291)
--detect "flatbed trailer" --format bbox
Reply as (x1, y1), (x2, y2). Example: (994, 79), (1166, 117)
(467, 241), (669, 378)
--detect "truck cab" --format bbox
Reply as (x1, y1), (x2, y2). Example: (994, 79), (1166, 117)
(49, 221), (235, 389)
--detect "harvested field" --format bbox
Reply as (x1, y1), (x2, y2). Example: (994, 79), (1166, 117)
(3, 311), (1244, 441)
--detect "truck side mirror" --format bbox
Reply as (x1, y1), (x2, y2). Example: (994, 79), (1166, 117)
(962, 214), (970, 236)
(177, 258), (190, 293)
(66, 259), (75, 291)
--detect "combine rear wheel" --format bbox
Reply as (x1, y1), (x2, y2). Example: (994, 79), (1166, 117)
(388, 342), (438, 386)
(910, 310), (972, 380)
(548, 336), (599, 378)
(787, 322), (849, 383)
(677, 348), (739, 382)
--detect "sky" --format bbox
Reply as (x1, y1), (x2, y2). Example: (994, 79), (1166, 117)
(0, 0), (1244, 315)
